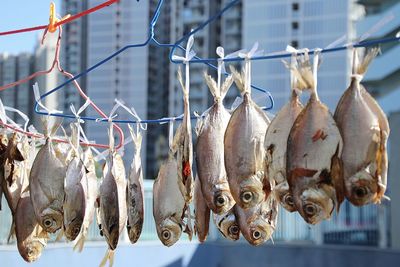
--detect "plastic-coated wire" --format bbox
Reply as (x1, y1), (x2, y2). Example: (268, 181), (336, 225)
(36, 0), (274, 125)
(35, 0), (399, 125)
(0, 0), (119, 36)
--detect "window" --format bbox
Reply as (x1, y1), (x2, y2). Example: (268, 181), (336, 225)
(292, 21), (299, 30)
(292, 3), (299, 11)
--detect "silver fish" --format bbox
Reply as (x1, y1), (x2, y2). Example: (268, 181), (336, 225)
(73, 147), (98, 252)
(30, 118), (66, 233)
(225, 66), (270, 209)
(126, 125), (144, 244)
(176, 68), (194, 204)
(265, 58), (303, 212)
(153, 153), (185, 247)
(15, 191), (48, 263)
(196, 73), (235, 214)
(98, 124), (127, 267)
(287, 51), (343, 225)
(63, 124), (86, 241)
(235, 194), (278, 246)
(194, 177), (210, 243)
(334, 48), (389, 206)
(213, 205), (240, 241)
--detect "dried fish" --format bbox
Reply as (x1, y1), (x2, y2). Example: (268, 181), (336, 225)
(287, 51), (343, 225)
(225, 66), (270, 209)
(265, 57), (303, 212)
(30, 118), (67, 233)
(334, 48), (389, 206)
(196, 73), (235, 214)
(213, 205), (240, 241)
(126, 125), (144, 244)
(235, 194), (278, 246)
(194, 177), (210, 243)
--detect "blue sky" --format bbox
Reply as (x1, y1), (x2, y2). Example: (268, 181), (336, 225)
(0, 0), (61, 54)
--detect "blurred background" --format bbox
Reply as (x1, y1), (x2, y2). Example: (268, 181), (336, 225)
(0, 0), (400, 266)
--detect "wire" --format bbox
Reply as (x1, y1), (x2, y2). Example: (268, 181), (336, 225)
(0, 0), (119, 36)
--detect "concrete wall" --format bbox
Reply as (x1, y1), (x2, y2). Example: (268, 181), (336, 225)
(2, 242), (400, 267)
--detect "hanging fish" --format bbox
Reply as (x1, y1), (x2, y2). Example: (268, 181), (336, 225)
(194, 176), (210, 243)
(126, 125), (144, 244)
(334, 48), (389, 206)
(225, 66), (270, 209)
(213, 205), (240, 241)
(264, 56), (303, 212)
(29, 118), (67, 233)
(0, 131), (8, 208)
(196, 73), (235, 214)
(63, 123), (87, 241)
(98, 122), (127, 267)
(235, 194), (278, 246)
(176, 68), (194, 204)
(15, 190), (48, 263)
(287, 50), (343, 225)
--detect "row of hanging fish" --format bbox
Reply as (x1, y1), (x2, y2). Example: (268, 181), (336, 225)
(0, 46), (389, 265)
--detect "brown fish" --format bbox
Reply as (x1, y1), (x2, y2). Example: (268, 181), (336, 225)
(235, 194), (278, 246)
(63, 124), (86, 241)
(126, 125), (144, 244)
(196, 73), (235, 214)
(287, 51), (343, 225)
(213, 205), (240, 241)
(15, 191), (48, 263)
(194, 177), (210, 243)
(334, 48), (389, 206)
(29, 118), (66, 233)
(265, 56), (303, 212)
(224, 66), (270, 209)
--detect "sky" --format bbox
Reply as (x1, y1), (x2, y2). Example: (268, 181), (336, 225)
(0, 0), (61, 54)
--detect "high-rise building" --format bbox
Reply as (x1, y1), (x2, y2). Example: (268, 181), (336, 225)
(86, 0), (149, 168)
(0, 54), (17, 109)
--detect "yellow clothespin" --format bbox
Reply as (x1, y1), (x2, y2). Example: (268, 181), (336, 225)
(48, 2), (71, 33)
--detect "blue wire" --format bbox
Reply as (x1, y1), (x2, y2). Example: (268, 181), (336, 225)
(34, 0), (399, 125)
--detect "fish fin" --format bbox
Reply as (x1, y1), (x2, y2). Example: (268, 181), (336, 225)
(99, 249), (115, 267)
(183, 205), (193, 241)
(55, 228), (64, 242)
(375, 129), (388, 203)
(49, 117), (63, 138)
(7, 219), (15, 243)
(229, 65), (246, 95)
(73, 233), (86, 252)
(289, 168), (318, 180)
(331, 143), (344, 213)
(177, 67), (189, 99)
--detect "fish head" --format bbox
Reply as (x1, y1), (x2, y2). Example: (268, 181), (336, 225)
(211, 186), (235, 214)
(345, 168), (377, 206)
(127, 220), (143, 244)
(237, 173), (265, 209)
(40, 209), (63, 233)
(246, 220), (274, 246)
(273, 181), (296, 212)
(216, 213), (240, 241)
(64, 217), (83, 241)
(296, 187), (334, 225)
(157, 218), (182, 247)
(18, 240), (45, 263)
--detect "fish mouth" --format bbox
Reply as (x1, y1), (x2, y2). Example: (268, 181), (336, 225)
(107, 224), (119, 250)
(127, 224), (143, 244)
(20, 243), (43, 263)
(64, 220), (83, 241)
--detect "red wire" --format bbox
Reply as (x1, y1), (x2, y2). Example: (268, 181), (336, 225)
(0, 0), (119, 36)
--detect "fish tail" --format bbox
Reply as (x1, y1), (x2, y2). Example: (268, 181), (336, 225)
(49, 117), (63, 138)
(177, 67), (189, 100)
(99, 249), (115, 267)
(229, 65), (247, 95)
(73, 233), (86, 253)
(357, 47), (379, 76)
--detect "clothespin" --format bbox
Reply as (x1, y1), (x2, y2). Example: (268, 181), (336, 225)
(48, 2), (71, 33)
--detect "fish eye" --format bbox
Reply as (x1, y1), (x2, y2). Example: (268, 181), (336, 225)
(354, 186), (368, 199)
(283, 194), (294, 206)
(304, 204), (317, 216)
(43, 218), (53, 227)
(241, 191), (253, 203)
(162, 230), (171, 240)
(252, 230), (261, 240)
(215, 195), (226, 207)
(228, 225), (239, 235)
(74, 227), (80, 235)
